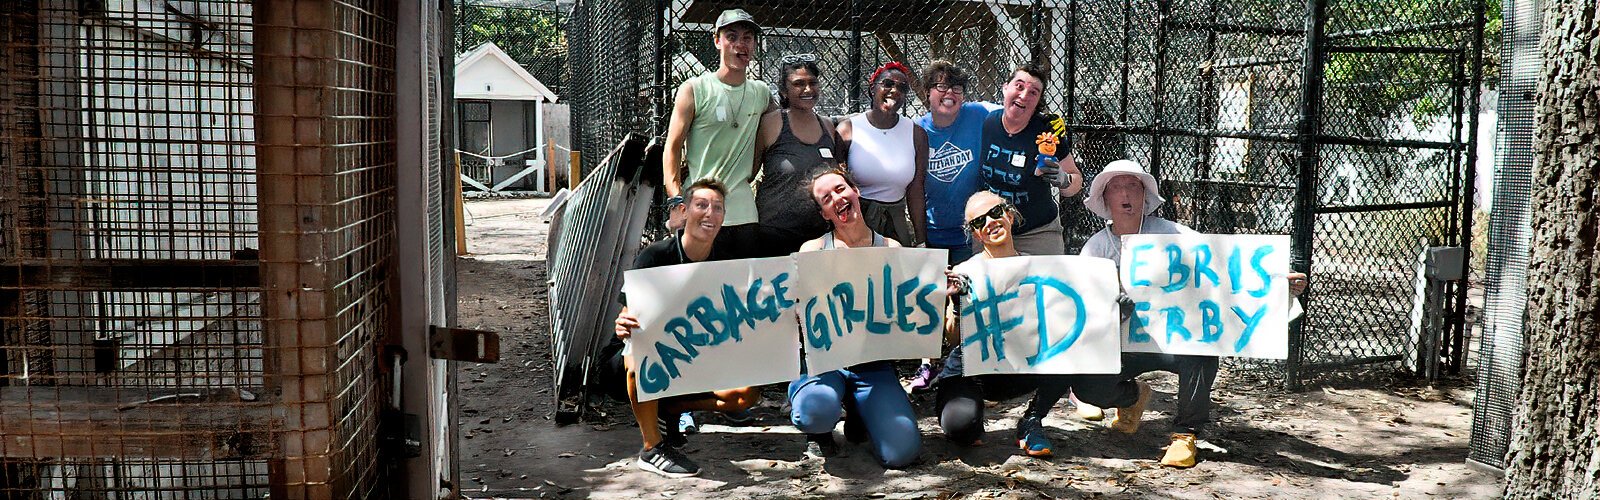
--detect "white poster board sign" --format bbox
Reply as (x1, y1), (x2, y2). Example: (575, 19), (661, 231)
(794, 248), (948, 375)
(957, 256), (1123, 375)
(622, 257), (802, 401)
(1120, 234), (1291, 359)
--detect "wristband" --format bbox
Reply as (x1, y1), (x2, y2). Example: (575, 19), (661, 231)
(666, 195), (684, 209)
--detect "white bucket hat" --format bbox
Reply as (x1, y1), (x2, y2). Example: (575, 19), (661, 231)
(1084, 159), (1165, 220)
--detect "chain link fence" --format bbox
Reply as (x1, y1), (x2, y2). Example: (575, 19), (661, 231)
(455, 1), (568, 96)
(565, 0), (1486, 388)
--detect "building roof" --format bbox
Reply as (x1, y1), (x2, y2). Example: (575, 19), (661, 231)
(455, 42), (559, 102)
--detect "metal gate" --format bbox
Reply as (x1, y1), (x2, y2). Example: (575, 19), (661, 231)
(1, 0), (407, 497)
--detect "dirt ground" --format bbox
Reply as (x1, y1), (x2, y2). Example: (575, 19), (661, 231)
(454, 197), (1502, 500)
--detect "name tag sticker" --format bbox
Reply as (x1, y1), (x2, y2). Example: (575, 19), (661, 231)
(1011, 154), (1025, 168)
(716, 105), (728, 122)
(819, 147), (834, 159)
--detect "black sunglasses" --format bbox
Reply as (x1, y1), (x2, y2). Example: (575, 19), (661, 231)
(966, 203), (1011, 232)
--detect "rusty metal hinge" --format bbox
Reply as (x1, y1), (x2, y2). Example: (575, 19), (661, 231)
(428, 326), (500, 363)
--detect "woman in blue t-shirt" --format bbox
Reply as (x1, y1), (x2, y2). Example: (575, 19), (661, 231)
(976, 64), (1085, 256)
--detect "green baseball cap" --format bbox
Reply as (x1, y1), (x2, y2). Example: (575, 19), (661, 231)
(713, 8), (760, 34)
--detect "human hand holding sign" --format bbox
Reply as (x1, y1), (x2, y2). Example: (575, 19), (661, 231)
(614, 306), (640, 340)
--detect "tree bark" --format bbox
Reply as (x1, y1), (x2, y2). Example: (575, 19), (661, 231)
(1502, 0), (1600, 498)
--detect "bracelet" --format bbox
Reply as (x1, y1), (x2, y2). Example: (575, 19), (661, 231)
(665, 195), (684, 209)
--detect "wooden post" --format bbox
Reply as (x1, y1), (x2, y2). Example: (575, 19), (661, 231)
(569, 151), (581, 189)
(454, 152), (468, 255)
(548, 140), (557, 195)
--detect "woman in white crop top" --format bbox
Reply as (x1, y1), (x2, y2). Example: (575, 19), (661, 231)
(837, 61), (929, 247)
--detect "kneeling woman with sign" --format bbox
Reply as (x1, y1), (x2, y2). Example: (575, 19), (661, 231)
(937, 191), (1152, 458)
(786, 168), (923, 468)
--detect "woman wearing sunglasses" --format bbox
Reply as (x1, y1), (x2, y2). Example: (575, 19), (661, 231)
(935, 191), (1150, 458)
(784, 168), (924, 467)
(754, 54), (841, 254)
(836, 61), (930, 248)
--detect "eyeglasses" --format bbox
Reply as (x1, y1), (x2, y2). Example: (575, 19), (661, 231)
(931, 82), (966, 94)
(966, 203), (1012, 232)
(780, 53), (817, 64)
(876, 79), (910, 91)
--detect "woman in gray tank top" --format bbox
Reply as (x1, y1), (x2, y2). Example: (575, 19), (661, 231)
(755, 56), (840, 254)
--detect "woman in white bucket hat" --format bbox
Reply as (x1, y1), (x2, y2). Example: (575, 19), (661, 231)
(1077, 159), (1308, 468)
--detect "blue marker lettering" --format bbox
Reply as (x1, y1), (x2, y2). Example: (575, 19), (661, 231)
(961, 278), (1022, 361)
(1162, 244), (1190, 293)
(654, 341), (694, 378)
(1199, 300), (1223, 343)
(1193, 244), (1220, 288)
(743, 278), (773, 323)
(1128, 244), (1155, 287)
(1231, 304), (1268, 352)
(663, 317), (705, 357)
(687, 296), (733, 345)
(1227, 246), (1243, 294)
(719, 284), (750, 341)
(1021, 276), (1086, 366)
(895, 276), (920, 333)
(914, 283), (940, 335)
(1162, 306), (1192, 343)
(771, 272), (796, 309)
(804, 297), (832, 350)
(865, 275), (893, 334)
(831, 283), (861, 333)
(1249, 245), (1275, 298)
(1129, 302), (1153, 343)
(637, 357), (671, 394)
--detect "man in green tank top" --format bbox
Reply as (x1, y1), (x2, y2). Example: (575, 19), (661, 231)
(663, 8), (777, 258)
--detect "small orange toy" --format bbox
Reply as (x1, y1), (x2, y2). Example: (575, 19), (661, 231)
(1036, 132), (1060, 156)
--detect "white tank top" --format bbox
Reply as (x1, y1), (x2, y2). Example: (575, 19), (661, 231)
(847, 114), (917, 202)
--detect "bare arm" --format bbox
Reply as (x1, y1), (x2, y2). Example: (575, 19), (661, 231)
(835, 115), (854, 167)
(907, 126), (930, 245)
(663, 83), (697, 198)
(753, 110), (779, 183)
(1059, 152), (1084, 197)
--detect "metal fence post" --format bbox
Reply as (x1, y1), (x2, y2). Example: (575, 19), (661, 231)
(1288, 0), (1329, 391)
(849, 0), (862, 113)
(1450, 0), (1487, 375)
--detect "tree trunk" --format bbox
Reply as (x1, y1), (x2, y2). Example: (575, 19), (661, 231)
(1502, 0), (1600, 497)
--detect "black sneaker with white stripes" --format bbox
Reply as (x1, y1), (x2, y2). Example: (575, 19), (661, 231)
(657, 412), (688, 448)
(637, 443), (700, 478)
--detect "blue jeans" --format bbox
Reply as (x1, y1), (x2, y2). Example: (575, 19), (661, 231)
(788, 363), (921, 468)
(929, 240), (975, 266)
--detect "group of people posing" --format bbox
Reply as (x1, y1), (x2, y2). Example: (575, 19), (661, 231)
(603, 9), (1309, 479)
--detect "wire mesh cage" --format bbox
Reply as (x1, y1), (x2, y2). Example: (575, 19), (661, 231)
(2, 0), (403, 497)
(565, 0), (1486, 387)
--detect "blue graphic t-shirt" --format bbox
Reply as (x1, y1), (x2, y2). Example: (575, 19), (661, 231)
(979, 111), (1070, 234)
(916, 101), (1003, 247)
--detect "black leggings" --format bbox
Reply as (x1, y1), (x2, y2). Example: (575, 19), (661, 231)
(936, 374), (1143, 445)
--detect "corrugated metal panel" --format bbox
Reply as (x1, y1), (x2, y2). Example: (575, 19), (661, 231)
(545, 134), (658, 423)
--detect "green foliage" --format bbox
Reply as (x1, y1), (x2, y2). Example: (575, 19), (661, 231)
(456, 2), (569, 94)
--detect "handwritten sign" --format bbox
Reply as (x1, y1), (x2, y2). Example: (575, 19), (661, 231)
(1120, 234), (1291, 359)
(794, 248), (948, 375)
(622, 257), (803, 401)
(957, 256), (1123, 375)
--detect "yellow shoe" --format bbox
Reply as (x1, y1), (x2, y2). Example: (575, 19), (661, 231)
(1109, 381), (1151, 434)
(1076, 402), (1105, 422)
(1161, 433), (1198, 468)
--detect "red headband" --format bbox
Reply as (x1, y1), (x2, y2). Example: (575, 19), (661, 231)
(868, 61), (911, 86)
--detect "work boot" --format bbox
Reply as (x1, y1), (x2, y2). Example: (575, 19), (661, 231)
(1161, 433), (1198, 468)
(1109, 381), (1152, 434)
